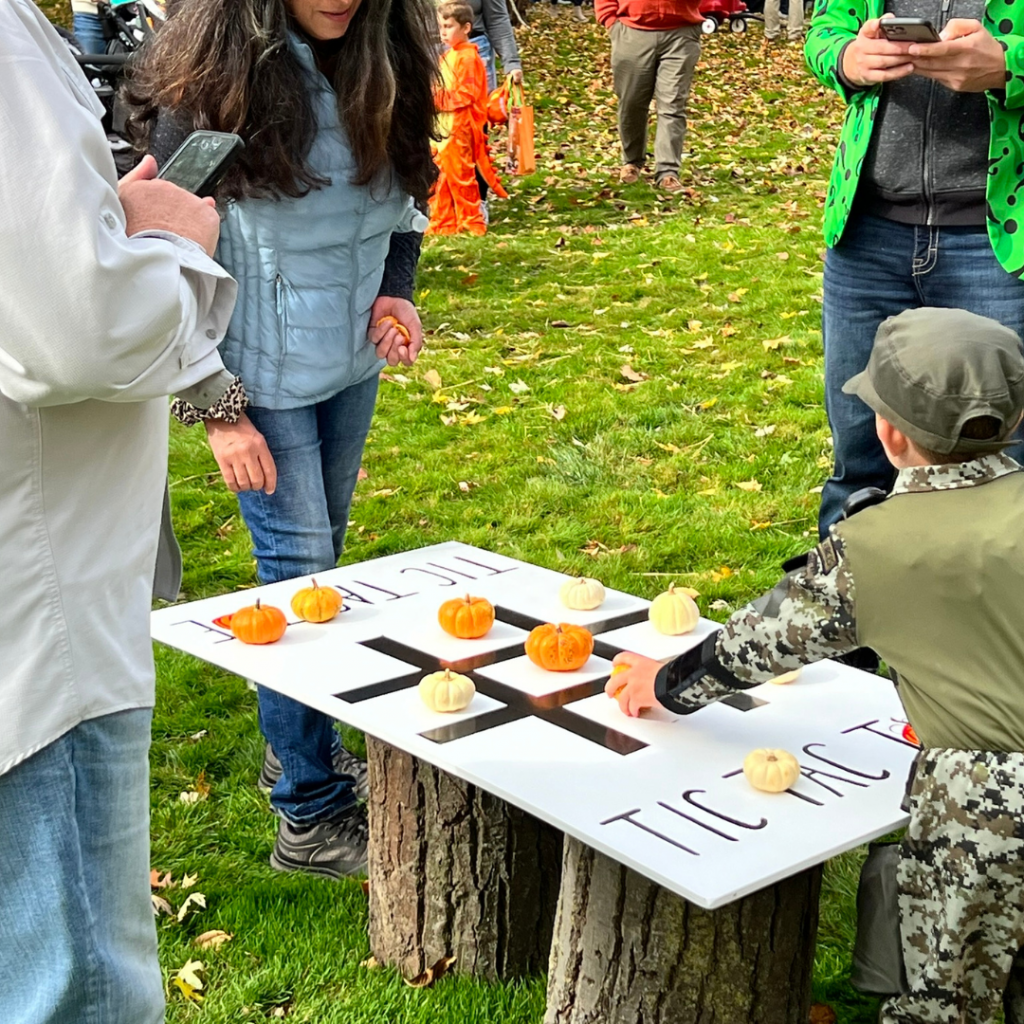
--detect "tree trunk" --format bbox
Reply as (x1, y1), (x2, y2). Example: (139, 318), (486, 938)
(545, 835), (823, 1024)
(365, 735), (563, 981)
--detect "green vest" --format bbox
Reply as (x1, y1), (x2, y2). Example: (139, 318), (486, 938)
(837, 471), (1024, 752)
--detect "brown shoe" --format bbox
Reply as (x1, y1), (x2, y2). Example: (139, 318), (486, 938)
(656, 175), (684, 192)
(619, 163), (641, 184)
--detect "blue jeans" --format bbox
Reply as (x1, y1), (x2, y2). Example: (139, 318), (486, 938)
(0, 710), (163, 1024)
(237, 375), (378, 824)
(820, 214), (1024, 534)
(471, 32), (498, 93)
(72, 12), (107, 55)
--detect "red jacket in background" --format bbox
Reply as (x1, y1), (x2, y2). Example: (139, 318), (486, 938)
(594, 0), (703, 29)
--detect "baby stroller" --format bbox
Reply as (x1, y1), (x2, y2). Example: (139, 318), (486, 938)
(699, 0), (749, 33)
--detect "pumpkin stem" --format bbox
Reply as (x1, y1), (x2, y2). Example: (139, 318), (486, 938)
(311, 578), (319, 589)
(255, 599), (261, 609)
(442, 668), (453, 680)
(464, 593), (472, 603)
(668, 582), (676, 593)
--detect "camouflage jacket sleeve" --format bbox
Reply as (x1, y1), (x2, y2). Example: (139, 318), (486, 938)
(655, 529), (860, 714)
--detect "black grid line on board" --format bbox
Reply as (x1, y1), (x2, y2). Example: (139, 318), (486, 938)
(334, 606), (653, 755)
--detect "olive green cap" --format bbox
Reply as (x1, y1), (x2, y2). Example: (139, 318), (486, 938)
(842, 307), (1024, 454)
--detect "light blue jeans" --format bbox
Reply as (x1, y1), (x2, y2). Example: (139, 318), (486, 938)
(471, 32), (498, 93)
(0, 710), (163, 1024)
(820, 214), (1024, 534)
(237, 375), (379, 824)
(72, 11), (107, 55)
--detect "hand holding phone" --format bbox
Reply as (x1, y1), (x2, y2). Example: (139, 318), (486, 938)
(118, 155), (221, 256)
(157, 130), (244, 198)
(879, 17), (940, 42)
(841, 16), (917, 87)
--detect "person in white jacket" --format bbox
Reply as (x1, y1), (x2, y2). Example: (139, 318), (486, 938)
(0, 3), (237, 1022)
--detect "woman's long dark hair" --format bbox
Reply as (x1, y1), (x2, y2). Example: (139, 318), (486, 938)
(126, 0), (437, 204)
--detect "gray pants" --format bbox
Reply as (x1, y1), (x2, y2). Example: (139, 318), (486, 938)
(764, 0), (804, 40)
(610, 21), (701, 181)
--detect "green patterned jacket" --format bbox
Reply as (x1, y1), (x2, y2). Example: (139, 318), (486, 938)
(805, 0), (1024, 276)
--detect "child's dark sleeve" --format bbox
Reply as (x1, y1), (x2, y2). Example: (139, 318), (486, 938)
(655, 529), (861, 714)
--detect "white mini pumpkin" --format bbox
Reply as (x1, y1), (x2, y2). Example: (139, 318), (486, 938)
(648, 583), (699, 636)
(560, 577), (606, 611)
(419, 668), (475, 713)
(742, 748), (800, 793)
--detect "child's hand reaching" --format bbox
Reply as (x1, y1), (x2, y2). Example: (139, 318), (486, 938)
(605, 652), (661, 717)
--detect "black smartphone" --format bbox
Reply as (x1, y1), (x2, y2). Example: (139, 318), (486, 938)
(157, 130), (244, 198)
(879, 17), (941, 42)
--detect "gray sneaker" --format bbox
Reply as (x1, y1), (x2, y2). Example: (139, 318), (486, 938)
(270, 806), (369, 879)
(258, 742), (369, 802)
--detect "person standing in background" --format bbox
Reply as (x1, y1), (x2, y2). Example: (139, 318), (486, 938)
(70, 0), (107, 52)
(763, 0), (803, 44)
(0, 2), (237, 1022)
(806, 4), (1024, 537)
(467, 0), (524, 92)
(596, 0), (703, 192)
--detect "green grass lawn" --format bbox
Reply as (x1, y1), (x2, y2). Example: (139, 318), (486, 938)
(134, 10), (890, 1020)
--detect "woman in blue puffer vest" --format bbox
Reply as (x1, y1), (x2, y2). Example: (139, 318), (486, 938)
(128, 0), (437, 878)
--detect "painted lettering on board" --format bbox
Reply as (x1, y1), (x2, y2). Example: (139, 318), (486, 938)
(600, 718), (912, 857)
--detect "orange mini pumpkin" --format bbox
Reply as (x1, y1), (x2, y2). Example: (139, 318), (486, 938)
(291, 578), (344, 623)
(525, 622), (594, 672)
(230, 599), (287, 645)
(438, 594), (495, 639)
(376, 315), (411, 342)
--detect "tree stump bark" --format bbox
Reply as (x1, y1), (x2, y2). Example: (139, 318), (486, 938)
(545, 835), (823, 1024)
(365, 735), (563, 981)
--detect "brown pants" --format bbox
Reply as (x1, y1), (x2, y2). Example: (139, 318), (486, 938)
(610, 21), (701, 181)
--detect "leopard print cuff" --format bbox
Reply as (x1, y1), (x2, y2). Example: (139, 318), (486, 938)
(171, 376), (248, 426)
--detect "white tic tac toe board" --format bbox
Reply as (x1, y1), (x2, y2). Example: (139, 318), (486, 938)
(151, 541), (915, 909)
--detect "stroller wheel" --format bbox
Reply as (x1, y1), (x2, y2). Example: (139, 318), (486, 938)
(729, 15), (747, 31)
(701, 14), (719, 32)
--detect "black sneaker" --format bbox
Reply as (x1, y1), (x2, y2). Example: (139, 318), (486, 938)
(258, 742), (369, 801)
(269, 806), (368, 879)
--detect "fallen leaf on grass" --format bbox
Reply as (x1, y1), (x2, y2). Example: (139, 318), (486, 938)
(550, 319), (571, 328)
(172, 960), (205, 1002)
(508, 379), (530, 394)
(735, 479), (762, 492)
(404, 955), (457, 989)
(423, 369), (443, 391)
(762, 335), (791, 351)
(549, 405), (567, 421)
(181, 873), (198, 890)
(357, 467), (368, 481)
(493, 405), (513, 415)
(620, 364), (648, 383)
(194, 930), (233, 950)
(151, 870), (172, 889)
(458, 481), (471, 492)
(754, 425), (776, 437)
(809, 1005), (837, 1024)
(176, 892), (207, 923)
(710, 566), (735, 582)
(360, 955), (381, 969)
(361, 879), (370, 895)
(152, 894), (174, 916)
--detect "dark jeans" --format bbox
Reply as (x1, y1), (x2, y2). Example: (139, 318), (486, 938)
(238, 375), (378, 824)
(820, 214), (1024, 535)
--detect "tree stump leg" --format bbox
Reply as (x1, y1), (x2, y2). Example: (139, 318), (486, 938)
(366, 735), (562, 981)
(545, 835), (823, 1024)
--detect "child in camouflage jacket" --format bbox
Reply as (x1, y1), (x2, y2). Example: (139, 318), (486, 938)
(610, 307), (1024, 1023)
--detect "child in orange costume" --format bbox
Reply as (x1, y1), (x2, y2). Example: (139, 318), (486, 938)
(427, 2), (507, 236)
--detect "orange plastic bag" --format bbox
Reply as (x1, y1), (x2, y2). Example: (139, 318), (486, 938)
(507, 82), (535, 176)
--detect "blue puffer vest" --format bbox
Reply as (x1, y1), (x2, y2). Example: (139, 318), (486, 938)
(216, 33), (427, 409)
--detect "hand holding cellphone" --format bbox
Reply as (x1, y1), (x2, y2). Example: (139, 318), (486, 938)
(157, 130), (244, 198)
(879, 17), (941, 42)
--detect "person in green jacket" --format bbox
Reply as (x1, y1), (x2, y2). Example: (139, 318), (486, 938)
(803, 0), (1024, 537)
(609, 307), (1024, 1024)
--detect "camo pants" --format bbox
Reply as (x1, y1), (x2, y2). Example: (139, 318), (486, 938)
(881, 748), (1024, 1024)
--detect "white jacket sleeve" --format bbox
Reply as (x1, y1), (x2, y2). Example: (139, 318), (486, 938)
(0, 1), (237, 408)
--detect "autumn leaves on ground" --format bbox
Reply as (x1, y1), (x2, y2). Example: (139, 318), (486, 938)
(152, 9), (883, 1022)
